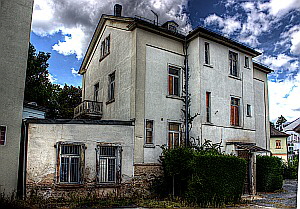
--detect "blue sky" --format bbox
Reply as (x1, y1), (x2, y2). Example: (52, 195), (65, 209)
(31, 0), (300, 122)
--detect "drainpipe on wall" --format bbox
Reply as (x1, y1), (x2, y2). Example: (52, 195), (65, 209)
(184, 37), (189, 146)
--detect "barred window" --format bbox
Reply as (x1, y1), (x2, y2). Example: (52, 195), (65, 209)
(57, 143), (85, 184)
(97, 145), (121, 184)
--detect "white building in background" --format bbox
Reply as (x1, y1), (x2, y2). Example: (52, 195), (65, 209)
(22, 4), (272, 196)
(284, 117), (300, 160)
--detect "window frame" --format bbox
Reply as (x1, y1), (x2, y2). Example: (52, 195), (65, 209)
(100, 35), (110, 61)
(0, 125), (7, 146)
(145, 120), (154, 145)
(168, 122), (181, 149)
(246, 104), (251, 117)
(206, 92), (211, 123)
(107, 71), (115, 102)
(244, 56), (250, 68)
(168, 65), (181, 97)
(96, 144), (121, 184)
(230, 97), (240, 126)
(56, 142), (85, 185)
(229, 51), (239, 77)
(275, 140), (281, 149)
(204, 42), (210, 65)
(94, 82), (99, 102)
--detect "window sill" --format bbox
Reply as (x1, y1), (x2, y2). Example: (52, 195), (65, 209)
(244, 66), (250, 69)
(144, 144), (155, 148)
(106, 99), (115, 105)
(228, 75), (241, 80)
(99, 52), (110, 62)
(246, 115), (252, 117)
(96, 183), (120, 188)
(204, 122), (213, 126)
(55, 183), (84, 189)
(203, 63), (213, 68)
(230, 125), (242, 129)
(166, 95), (184, 100)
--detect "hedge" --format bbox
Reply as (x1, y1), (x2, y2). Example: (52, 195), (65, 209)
(256, 155), (283, 192)
(159, 147), (247, 207)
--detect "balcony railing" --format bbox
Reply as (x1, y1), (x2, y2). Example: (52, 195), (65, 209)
(74, 100), (103, 119)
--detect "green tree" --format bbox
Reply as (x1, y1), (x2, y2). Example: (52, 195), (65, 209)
(24, 43), (52, 107)
(275, 115), (287, 131)
(25, 43), (82, 119)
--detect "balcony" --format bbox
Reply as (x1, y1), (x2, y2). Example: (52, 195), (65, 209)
(74, 100), (103, 119)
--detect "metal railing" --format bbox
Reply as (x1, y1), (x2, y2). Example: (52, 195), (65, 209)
(74, 100), (103, 119)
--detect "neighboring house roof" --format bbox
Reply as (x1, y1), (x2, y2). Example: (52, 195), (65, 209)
(80, 14), (264, 74)
(23, 101), (48, 112)
(284, 117), (300, 131)
(270, 126), (290, 137)
(294, 124), (300, 133)
(253, 62), (273, 74)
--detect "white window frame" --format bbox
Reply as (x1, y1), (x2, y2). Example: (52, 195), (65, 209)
(145, 120), (154, 145)
(167, 122), (181, 148)
(96, 145), (121, 184)
(168, 65), (181, 97)
(204, 42), (210, 65)
(0, 125), (7, 146)
(57, 142), (85, 184)
(229, 51), (239, 77)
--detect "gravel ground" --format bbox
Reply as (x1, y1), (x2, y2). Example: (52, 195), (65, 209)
(249, 179), (297, 208)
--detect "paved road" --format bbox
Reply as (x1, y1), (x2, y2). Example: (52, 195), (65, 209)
(248, 179), (297, 208)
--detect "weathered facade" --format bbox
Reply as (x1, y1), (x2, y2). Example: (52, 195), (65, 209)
(23, 5), (272, 196)
(0, 0), (33, 195)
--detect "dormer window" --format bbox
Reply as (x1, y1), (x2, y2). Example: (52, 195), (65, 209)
(162, 21), (179, 32)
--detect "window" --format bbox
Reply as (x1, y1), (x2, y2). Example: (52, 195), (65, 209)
(94, 83), (99, 102)
(58, 143), (84, 184)
(230, 97), (240, 126)
(245, 56), (249, 68)
(168, 122), (181, 148)
(206, 92), (211, 123)
(168, 66), (180, 96)
(276, 140), (281, 149)
(108, 72), (115, 101)
(229, 51), (238, 77)
(246, 104), (251, 117)
(204, 42), (210, 65)
(97, 146), (121, 183)
(0, 126), (7, 145)
(145, 120), (154, 144)
(100, 35), (110, 60)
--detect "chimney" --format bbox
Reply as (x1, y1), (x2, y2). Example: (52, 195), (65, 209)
(114, 4), (122, 17)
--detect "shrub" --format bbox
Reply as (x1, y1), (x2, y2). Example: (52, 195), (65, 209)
(256, 155), (284, 192)
(160, 146), (247, 207)
(283, 155), (298, 179)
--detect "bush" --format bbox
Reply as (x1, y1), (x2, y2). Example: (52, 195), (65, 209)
(256, 155), (284, 192)
(160, 146), (247, 207)
(283, 155), (299, 179)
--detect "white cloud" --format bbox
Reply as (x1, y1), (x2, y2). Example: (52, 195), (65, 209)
(267, 0), (300, 17)
(260, 54), (296, 69)
(32, 0), (190, 59)
(268, 71), (300, 122)
(47, 73), (57, 83)
(280, 25), (300, 55)
(204, 14), (241, 36)
(71, 68), (80, 76)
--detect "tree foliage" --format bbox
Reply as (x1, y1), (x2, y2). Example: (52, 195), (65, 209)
(25, 43), (81, 119)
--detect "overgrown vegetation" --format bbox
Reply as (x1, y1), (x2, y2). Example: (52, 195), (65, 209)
(154, 143), (247, 207)
(256, 155), (284, 192)
(283, 155), (299, 179)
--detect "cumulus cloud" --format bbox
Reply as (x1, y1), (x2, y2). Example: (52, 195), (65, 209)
(266, 0), (300, 17)
(280, 25), (300, 55)
(47, 73), (57, 83)
(204, 14), (241, 36)
(32, 0), (190, 59)
(71, 68), (80, 76)
(268, 71), (300, 122)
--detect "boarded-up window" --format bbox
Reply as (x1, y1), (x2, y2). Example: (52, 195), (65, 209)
(168, 66), (180, 96)
(0, 126), (6, 145)
(57, 143), (85, 184)
(168, 122), (181, 149)
(276, 140), (281, 149)
(206, 92), (211, 123)
(229, 51), (238, 77)
(145, 120), (154, 144)
(230, 97), (240, 126)
(97, 145), (121, 184)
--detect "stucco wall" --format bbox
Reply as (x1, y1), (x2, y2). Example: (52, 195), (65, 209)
(270, 136), (288, 162)
(0, 0), (33, 195)
(26, 122), (134, 197)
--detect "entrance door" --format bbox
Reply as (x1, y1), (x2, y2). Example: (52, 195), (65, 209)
(238, 150), (251, 194)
